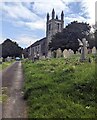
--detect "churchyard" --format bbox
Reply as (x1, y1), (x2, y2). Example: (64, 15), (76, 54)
(22, 53), (97, 118)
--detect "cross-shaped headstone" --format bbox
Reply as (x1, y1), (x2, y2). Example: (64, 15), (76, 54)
(78, 38), (89, 61)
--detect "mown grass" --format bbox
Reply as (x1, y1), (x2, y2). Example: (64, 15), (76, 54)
(0, 96), (2, 103)
(23, 54), (97, 118)
(0, 61), (14, 71)
(0, 87), (8, 103)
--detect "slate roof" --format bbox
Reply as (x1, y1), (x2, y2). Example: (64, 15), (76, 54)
(28, 37), (46, 49)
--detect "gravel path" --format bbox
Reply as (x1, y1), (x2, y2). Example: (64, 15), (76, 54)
(2, 61), (27, 118)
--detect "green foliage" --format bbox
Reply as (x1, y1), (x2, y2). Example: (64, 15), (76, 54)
(49, 21), (91, 52)
(1, 39), (23, 58)
(0, 87), (8, 103)
(23, 56), (96, 118)
(0, 61), (14, 71)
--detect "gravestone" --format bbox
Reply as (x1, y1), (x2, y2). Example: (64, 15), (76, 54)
(51, 50), (56, 58)
(78, 38), (88, 61)
(68, 49), (74, 56)
(63, 49), (69, 58)
(56, 48), (62, 58)
(0, 57), (3, 64)
(6, 56), (12, 62)
(47, 50), (52, 58)
(76, 51), (80, 55)
(92, 46), (97, 54)
(40, 56), (45, 60)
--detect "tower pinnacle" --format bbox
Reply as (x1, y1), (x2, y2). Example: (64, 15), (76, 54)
(61, 11), (64, 21)
(52, 8), (55, 19)
(47, 13), (49, 21)
(56, 15), (58, 19)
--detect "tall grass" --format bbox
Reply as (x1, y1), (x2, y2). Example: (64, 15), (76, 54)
(23, 55), (96, 118)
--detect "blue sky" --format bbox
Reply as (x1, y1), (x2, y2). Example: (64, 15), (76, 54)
(0, 0), (96, 48)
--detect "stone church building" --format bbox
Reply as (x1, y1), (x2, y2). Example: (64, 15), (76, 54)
(28, 9), (64, 59)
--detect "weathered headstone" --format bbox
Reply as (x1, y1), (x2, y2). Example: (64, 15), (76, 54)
(92, 46), (97, 54)
(40, 56), (46, 60)
(6, 56), (12, 62)
(68, 49), (74, 56)
(76, 51), (80, 55)
(47, 50), (52, 58)
(63, 49), (69, 58)
(0, 57), (3, 64)
(78, 38), (88, 61)
(56, 48), (62, 58)
(51, 50), (56, 58)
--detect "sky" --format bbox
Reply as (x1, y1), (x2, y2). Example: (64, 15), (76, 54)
(0, 0), (97, 48)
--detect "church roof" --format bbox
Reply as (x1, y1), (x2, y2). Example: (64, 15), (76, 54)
(28, 37), (46, 49)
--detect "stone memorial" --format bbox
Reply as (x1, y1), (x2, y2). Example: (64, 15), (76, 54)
(56, 48), (62, 58)
(92, 46), (97, 54)
(68, 49), (74, 56)
(47, 50), (52, 58)
(40, 56), (46, 60)
(63, 49), (69, 58)
(6, 56), (12, 62)
(78, 38), (88, 61)
(0, 57), (3, 64)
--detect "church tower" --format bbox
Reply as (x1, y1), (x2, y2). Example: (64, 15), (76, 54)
(46, 9), (64, 56)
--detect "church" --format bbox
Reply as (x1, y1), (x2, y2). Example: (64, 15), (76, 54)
(27, 9), (64, 60)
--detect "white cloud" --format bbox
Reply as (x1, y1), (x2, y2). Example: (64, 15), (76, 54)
(61, 0), (96, 25)
(0, 37), (4, 44)
(1, 0), (97, 48)
(15, 19), (46, 31)
(2, 2), (40, 21)
(0, 35), (40, 48)
(0, 1), (66, 32)
(81, 0), (96, 25)
(1, 2), (45, 30)
(15, 35), (42, 48)
(32, 0), (66, 15)
(1, 0), (96, 29)
(65, 15), (87, 26)
(25, 21), (45, 30)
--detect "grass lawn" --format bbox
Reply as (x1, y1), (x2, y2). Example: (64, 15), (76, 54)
(0, 96), (2, 103)
(0, 87), (8, 103)
(23, 54), (97, 118)
(0, 61), (14, 71)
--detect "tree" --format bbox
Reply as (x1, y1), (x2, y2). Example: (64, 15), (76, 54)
(2, 39), (23, 58)
(49, 21), (91, 53)
(94, 30), (97, 49)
